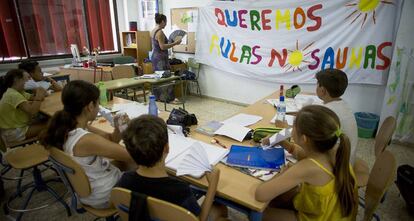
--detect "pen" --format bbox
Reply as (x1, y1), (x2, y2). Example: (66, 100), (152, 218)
(211, 138), (227, 149)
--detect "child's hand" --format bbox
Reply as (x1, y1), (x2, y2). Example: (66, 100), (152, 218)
(114, 113), (129, 132)
(279, 140), (295, 153)
(35, 87), (47, 99)
(260, 135), (271, 146)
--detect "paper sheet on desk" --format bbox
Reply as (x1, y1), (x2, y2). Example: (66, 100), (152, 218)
(222, 113), (262, 127)
(267, 98), (298, 113)
(111, 102), (149, 119)
(270, 114), (295, 126)
(215, 123), (251, 142)
(262, 128), (293, 149)
(166, 134), (195, 164)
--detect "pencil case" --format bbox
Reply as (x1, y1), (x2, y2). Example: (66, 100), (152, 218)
(252, 127), (283, 142)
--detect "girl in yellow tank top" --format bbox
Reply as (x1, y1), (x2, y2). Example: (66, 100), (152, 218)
(256, 105), (357, 221)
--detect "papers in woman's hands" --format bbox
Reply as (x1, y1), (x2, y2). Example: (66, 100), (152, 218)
(215, 123), (251, 142)
(176, 142), (212, 176)
(261, 128), (293, 149)
(222, 113), (262, 127)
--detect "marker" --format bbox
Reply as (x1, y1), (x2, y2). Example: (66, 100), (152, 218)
(210, 138), (227, 149)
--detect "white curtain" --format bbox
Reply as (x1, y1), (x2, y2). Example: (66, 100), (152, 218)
(380, 47), (414, 145)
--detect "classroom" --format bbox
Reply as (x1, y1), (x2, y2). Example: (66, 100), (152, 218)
(0, 0), (413, 220)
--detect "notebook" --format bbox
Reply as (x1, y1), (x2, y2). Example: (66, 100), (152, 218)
(226, 145), (285, 170)
(195, 121), (223, 136)
(166, 135), (229, 178)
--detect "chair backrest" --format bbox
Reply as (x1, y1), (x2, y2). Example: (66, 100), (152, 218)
(111, 65), (136, 79)
(113, 56), (136, 65)
(48, 147), (92, 198)
(187, 58), (200, 79)
(363, 150), (396, 221)
(111, 187), (198, 221)
(374, 116), (396, 157)
(111, 168), (220, 221)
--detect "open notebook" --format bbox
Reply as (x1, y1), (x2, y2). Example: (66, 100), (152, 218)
(166, 134), (229, 178)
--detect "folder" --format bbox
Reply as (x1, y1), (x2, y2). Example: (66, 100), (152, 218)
(226, 145), (285, 170)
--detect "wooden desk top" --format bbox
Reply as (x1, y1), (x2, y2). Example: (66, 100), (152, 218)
(61, 66), (113, 72)
(40, 90), (280, 212)
(102, 76), (182, 91)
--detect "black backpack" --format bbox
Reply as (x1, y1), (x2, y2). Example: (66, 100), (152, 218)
(396, 164), (414, 214)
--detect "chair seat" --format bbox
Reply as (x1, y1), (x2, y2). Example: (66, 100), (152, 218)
(354, 157), (370, 187)
(5, 144), (49, 169)
(83, 204), (118, 218)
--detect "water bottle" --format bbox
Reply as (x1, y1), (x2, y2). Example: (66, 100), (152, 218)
(277, 95), (286, 122)
(98, 82), (108, 106)
(148, 95), (158, 116)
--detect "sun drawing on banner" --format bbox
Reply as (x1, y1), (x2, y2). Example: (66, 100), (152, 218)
(284, 40), (314, 72)
(345, 0), (394, 28)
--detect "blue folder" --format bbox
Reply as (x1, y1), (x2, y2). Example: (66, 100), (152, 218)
(226, 145), (285, 170)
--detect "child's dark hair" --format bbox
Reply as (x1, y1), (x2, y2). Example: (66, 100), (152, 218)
(122, 115), (168, 167)
(0, 69), (25, 99)
(315, 69), (348, 98)
(41, 80), (99, 149)
(295, 105), (356, 217)
(155, 13), (167, 24)
(18, 60), (39, 74)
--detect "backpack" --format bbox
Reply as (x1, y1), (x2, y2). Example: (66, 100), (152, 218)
(153, 85), (175, 103)
(396, 164), (414, 214)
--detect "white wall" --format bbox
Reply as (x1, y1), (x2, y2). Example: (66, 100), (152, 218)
(158, 0), (414, 116)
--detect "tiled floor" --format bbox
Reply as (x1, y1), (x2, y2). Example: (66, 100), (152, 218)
(0, 95), (413, 221)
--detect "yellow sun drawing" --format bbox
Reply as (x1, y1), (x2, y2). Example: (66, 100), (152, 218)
(284, 40), (314, 72)
(345, 0), (394, 28)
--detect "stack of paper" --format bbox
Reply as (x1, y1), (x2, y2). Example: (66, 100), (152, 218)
(267, 94), (323, 113)
(267, 98), (298, 112)
(261, 128), (293, 149)
(222, 113), (262, 127)
(176, 142), (212, 176)
(166, 135), (229, 178)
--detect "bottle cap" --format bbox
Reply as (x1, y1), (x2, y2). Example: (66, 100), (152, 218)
(279, 96), (285, 102)
(149, 95), (155, 99)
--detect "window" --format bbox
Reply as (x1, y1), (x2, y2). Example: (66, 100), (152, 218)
(0, 0), (119, 63)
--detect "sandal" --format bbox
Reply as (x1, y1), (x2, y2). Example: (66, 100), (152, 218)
(286, 85), (301, 98)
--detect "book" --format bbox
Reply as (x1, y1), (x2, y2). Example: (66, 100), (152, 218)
(195, 120), (223, 136)
(166, 135), (229, 178)
(226, 145), (285, 170)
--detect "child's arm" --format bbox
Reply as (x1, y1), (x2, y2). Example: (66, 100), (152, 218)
(45, 77), (63, 91)
(73, 133), (135, 164)
(255, 160), (308, 202)
(279, 140), (307, 160)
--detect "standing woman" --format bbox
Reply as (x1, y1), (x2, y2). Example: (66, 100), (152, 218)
(150, 13), (181, 71)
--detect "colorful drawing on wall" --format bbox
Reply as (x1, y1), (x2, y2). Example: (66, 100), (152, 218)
(345, 0), (394, 28)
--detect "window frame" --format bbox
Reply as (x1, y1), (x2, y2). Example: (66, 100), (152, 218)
(0, 0), (121, 64)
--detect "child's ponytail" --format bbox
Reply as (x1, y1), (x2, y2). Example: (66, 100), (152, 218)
(334, 132), (356, 217)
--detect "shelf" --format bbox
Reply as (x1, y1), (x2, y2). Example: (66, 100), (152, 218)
(123, 31), (136, 33)
(123, 46), (137, 49)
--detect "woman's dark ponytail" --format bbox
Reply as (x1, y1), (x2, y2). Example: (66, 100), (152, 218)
(41, 110), (77, 149)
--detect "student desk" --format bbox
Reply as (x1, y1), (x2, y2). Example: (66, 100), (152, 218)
(40, 91), (281, 221)
(60, 66), (114, 83)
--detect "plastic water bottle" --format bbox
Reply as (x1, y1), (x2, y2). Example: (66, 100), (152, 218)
(277, 95), (286, 122)
(98, 82), (108, 106)
(148, 95), (158, 116)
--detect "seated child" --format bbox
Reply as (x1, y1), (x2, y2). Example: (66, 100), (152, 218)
(41, 80), (134, 209)
(256, 105), (357, 221)
(0, 69), (47, 144)
(117, 115), (227, 220)
(19, 60), (62, 91)
(315, 69), (358, 165)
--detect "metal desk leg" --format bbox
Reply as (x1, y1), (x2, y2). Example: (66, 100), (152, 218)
(180, 78), (185, 110)
(249, 211), (263, 221)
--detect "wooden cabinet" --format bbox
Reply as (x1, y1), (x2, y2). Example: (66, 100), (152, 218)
(121, 31), (151, 66)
